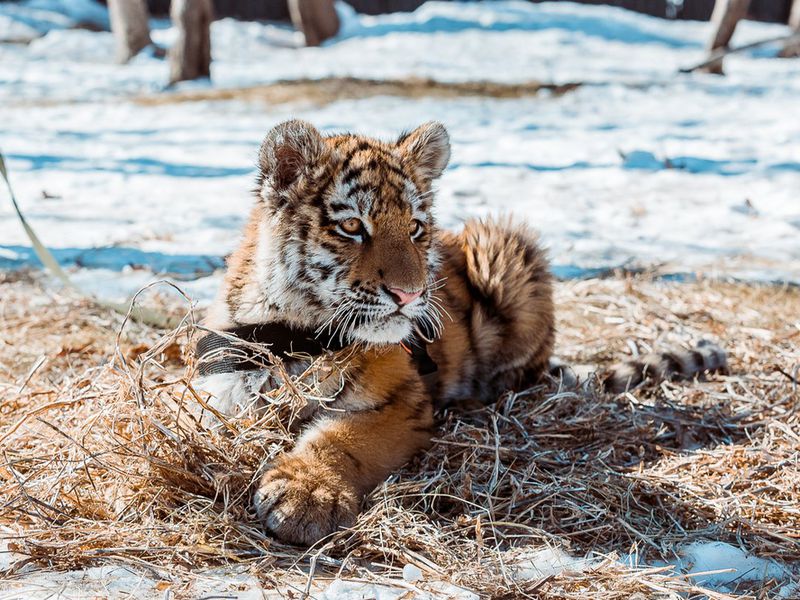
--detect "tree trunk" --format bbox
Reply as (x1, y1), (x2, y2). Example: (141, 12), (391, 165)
(169, 0), (213, 85)
(108, 0), (152, 64)
(779, 0), (800, 57)
(288, 0), (340, 47)
(702, 0), (751, 74)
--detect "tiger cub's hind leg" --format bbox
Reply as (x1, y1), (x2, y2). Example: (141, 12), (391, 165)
(440, 217), (555, 405)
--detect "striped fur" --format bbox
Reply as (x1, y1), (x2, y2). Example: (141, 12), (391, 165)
(550, 340), (728, 393)
(200, 121), (723, 546)
(602, 340), (728, 393)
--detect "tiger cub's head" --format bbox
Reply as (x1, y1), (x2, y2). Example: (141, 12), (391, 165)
(243, 120), (450, 345)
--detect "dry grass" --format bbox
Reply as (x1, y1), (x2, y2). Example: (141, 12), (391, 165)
(133, 76), (581, 107)
(0, 272), (798, 598)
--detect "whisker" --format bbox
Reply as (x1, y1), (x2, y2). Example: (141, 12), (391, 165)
(316, 297), (353, 337)
(339, 304), (361, 345)
(427, 276), (448, 292)
(425, 309), (445, 338)
(428, 294), (453, 322)
(333, 308), (351, 344)
(327, 298), (355, 343)
(317, 303), (345, 334)
(417, 311), (442, 340)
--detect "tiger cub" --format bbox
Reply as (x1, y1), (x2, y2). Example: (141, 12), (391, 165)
(198, 120), (726, 546)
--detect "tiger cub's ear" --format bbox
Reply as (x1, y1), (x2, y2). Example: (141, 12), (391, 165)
(396, 121), (451, 181)
(258, 120), (326, 195)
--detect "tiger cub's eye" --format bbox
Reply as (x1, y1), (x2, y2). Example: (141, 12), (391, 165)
(340, 218), (364, 235)
(410, 220), (424, 238)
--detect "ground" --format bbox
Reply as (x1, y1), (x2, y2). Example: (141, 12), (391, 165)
(1, 0), (800, 598)
(0, 272), (798, 598)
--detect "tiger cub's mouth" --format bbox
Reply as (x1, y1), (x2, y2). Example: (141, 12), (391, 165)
(349, 318), (410, 345)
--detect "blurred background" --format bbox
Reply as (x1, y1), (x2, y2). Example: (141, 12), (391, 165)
(1, 0), (798, 302)
(99, 0), (800, 22)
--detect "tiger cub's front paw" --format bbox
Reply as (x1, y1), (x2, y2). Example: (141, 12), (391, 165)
(254, 454), (359, 546)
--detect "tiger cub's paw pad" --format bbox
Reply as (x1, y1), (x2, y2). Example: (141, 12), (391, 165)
(254, 457), (359, 546)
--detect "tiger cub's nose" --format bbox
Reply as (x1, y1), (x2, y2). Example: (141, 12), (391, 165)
(387, 287), (423, 306)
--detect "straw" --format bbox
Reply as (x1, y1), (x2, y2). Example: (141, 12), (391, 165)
(1, 272), (797, 597)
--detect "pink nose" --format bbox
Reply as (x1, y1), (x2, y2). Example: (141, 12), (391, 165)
(388, 287), (423, 306)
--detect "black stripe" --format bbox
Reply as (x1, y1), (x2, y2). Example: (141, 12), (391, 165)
(463, 274), (510, 326)
(329, 201), (354, 212)
(341, 168), (363, 186)
(385, 162), (407, 179)
(626, 360), (646, 380)
(383, 180), (403, 196)
(347, 182), (373, 198)
(369, 145), (394, 159)
(312, 263), (334, 279)
(661, 352), (684, 376)
(689, 350), (705, 371)
(319, 239), (342, 254)
(407, 397), (430, 421)
(340, 153), (353, 172)
(360, 389), (399, 413)
(197, 323), (439, 382)
(318, 211), (337, 228)
(341, 448), (362, 472)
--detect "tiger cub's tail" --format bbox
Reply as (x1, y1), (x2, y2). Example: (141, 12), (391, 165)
(551, 340), (728, 393)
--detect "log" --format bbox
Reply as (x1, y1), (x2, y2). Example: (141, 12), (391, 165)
(779, 0), (800, 57)
(702, 0), (752, 74)
(108, 0), (152, 64)
(288, 0), (340, 47)
(680, 31), (800, 73)
(169, 0), (213, 85)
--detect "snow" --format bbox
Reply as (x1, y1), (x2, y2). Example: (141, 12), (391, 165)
(779, 582), (800, 598)
(403, 563), (424, 582)
(1, 1), (798, 100)
(0, 566), (160, 599)
(511, 546), (592, 580)
(3, 84), (799, 300)
(678, 541), (789, 588)
(2, 1), (797, 300)
(317, 579), (476, 599)
(0, 0), (108, 42)
(624, 541), (799, 594)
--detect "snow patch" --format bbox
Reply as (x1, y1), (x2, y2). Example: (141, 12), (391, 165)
(0, 0), (108, 42)
(512, 547), (592, 580)
(24, 0), (108, 28)
(318, 579), (476, 600)
(626, 541), (798, 592)
(677, 541), (792, 589)
(778, 581), (800, 598)
(27, 27), (114, 61)
(403, 563), (424, 583)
